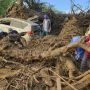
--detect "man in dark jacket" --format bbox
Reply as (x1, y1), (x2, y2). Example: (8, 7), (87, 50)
(8, 28), (24, 48)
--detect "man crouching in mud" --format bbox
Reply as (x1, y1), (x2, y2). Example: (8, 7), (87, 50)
(7, 28), (25, 48)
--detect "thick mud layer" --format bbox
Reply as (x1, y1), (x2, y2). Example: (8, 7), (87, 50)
(0, 16), (89, 90)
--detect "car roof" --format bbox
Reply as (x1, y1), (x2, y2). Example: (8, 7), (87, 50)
(0, 17), (29, 25)
(0, 17), (39, 26)
(0, 24), (24, 33)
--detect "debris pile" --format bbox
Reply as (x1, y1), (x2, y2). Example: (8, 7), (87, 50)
(6, 4), (41, 19)
(0, 17), (90, 90)
(76, 13), (90, 28)
(58, 17), (84, 45)
(0, 3), (90, 90)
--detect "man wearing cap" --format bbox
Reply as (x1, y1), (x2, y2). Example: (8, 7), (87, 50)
(42, 14), (51, 36)
(8, 28), (24, 48)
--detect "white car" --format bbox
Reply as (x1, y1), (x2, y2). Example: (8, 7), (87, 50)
(0, 17), (41, 41)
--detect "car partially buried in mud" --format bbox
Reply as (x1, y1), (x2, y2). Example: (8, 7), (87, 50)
(0, 17), (42, 41)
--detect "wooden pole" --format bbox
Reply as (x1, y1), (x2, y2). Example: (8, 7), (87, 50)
(49, 69), (78, 90)
(56, 60), (61, 90)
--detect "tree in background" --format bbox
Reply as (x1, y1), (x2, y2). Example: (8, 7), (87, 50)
(0, 0), (60, 16)
(0, 0), (16, 16)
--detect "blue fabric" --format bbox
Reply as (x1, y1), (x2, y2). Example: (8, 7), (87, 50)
(9, 30), (18, 34)
(71, 36), (84, 60)
(12, 30), (18, 34)
(44, 14), (49, 19)
(71, 36), (81, 43)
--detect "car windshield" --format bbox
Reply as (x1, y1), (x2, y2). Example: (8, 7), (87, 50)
(10, 19), (28, 29)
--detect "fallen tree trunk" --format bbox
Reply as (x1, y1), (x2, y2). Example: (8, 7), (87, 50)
(41, 36), (90, 59)
(74, 70), (90, 80)
(0, 35), (90, 62)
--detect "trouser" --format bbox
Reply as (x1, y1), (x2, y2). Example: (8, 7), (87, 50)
(42, 31), (48, 36)
(80, 55), (90, 72)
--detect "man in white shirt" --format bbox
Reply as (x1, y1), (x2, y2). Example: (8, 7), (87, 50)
(42, 14), (51, 36)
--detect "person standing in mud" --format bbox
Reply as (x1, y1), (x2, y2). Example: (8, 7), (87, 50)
(42, 13), (51, 36)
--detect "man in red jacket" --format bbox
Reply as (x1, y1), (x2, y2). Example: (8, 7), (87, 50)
(80, 34), (90, 72)
(62, 34), (90, 72)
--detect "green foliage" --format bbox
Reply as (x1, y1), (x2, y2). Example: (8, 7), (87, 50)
(0, 0), (61, 16)
(39, 4), (49, 12)
(0, 0), (16, 16)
